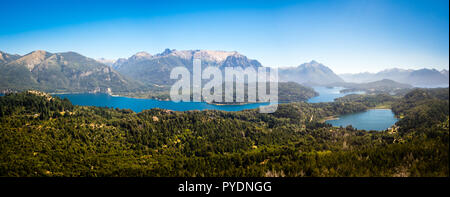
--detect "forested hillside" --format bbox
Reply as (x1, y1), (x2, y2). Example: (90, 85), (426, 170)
(392, 88), (449, 133)
(0, 89), (448, 177)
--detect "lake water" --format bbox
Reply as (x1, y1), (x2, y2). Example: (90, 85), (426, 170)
(3, 86), (365, 112)
(307, 86), (364, 103)
(54, 93), (271, 112)
(51, 86), (363, 112)
(4, 89), (397, 130)
(325, 109), (398, 131)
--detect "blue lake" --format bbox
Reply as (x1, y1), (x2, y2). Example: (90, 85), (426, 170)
(52, 86), (363, 112)
(4, 88), (398, 130)
(54, 93), (271, 112)
(4, 86), (365, 112)
(325, 109), (398, 131)
(307, 86), (364, 103)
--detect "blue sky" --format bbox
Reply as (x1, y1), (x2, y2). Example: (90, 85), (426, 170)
(0, 0), (448, 73)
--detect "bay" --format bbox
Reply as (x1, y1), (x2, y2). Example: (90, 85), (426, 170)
(307, 86), (364, 103)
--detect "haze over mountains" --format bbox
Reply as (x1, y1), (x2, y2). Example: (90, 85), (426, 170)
(107, 50), (448, 88)
(278, 60), (345, 86)
(340, 68), (449, 87)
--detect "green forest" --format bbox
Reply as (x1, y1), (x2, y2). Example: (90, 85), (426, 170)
(0, 88), (448, 177)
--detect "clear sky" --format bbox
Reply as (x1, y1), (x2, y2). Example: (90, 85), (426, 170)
(0, 0), (448, 73)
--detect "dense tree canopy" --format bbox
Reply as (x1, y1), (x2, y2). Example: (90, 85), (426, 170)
(0, 89), (448, 177)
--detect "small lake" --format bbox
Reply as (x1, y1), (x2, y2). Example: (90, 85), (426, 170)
(325, 109), (398, 131)
(54, 93), (271, 112)
(307, 86), (364, 103)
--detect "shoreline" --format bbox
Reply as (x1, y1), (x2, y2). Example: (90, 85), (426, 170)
(320, 116), (339, 123)
(368, 107), (392, 109)
(208, 101), (269, 106)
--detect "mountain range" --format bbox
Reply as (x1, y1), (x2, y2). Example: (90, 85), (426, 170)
(278, 60), (345, 85)
(0, 50), (142, 94)
(1, 49), (448, 96)
(334, 79), (413, 94)
(109, 52), (347, 87)
(340, 68), (449, 87)
(110, 49), (262, 85)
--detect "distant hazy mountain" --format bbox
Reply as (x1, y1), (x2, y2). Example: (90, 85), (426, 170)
(441, 69), (449, 78)
(278, 60), (345, 86)
(361, 79), (412, 89)
(111, 49), (263, 85)
(335, 79), (413, 94)
(340, 68), (449, 87)
(0, 50), (142, 93)
(96, 58), (116, 67)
